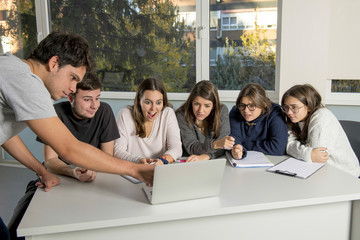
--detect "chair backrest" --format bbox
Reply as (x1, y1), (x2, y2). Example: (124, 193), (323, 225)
(339, 120), (360, 164)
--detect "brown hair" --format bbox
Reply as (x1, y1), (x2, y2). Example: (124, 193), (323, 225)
(176, 80), (221, 138)
(130, 78), (170, 138)
(236, 83), (272, 116)
(281, 84), (324, 143)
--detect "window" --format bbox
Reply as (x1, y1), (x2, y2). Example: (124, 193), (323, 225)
(209, 1), (277, 91)
(2, 0), (278, 96)
(326, 79), (360, 105)
(222, 16), (237, 30)
(49, 0), (196, 92)
(0, 0), (37, 57)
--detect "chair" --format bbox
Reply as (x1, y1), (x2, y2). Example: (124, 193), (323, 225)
(339, 120), (360, 164)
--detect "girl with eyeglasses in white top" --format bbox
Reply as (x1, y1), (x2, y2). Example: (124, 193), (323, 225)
(281, 84), (360, 177)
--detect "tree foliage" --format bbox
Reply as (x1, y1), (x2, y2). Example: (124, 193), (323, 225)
(50, 0), (196, 91)
(211, 11), (276, 90)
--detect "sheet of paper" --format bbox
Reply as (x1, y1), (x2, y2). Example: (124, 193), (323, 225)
(267, 157), (325, 179)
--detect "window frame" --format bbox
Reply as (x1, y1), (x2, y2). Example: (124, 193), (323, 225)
(35, 0), (280, 103)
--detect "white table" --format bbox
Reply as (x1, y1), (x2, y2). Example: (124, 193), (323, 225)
(18, 156), (360, 240)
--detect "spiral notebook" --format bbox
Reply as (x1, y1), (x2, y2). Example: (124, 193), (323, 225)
(267, 157), (325, 179)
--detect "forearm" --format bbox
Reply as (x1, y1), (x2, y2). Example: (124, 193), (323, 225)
(60, 141), (138, 175)
(27, 117), (154, 184)
(44, 157), (75, 178)
(287, 132), (312, 162)
(2, 135), (48, 176)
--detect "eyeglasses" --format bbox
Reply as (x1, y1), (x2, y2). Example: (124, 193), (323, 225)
(238, 103), (257, 111)
(281, 105), (305, 113)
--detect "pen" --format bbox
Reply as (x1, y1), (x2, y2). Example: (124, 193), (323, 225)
(223, 147), (236, 150)
(275, 170), (297, 177)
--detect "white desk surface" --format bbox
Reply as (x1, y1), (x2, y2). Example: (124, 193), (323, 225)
(18, 155), (360, 237)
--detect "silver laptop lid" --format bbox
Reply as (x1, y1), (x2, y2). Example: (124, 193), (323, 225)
(143, 158), (226, 204)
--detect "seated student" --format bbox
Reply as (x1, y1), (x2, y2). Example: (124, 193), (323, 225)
(229, 83), (287, 159)
(281, 84), (360, 177)
(8, 72), (120, 240)
(175, 80), (234, 161)
(41, 72), (119, 180)
(114, 78), (182, 165)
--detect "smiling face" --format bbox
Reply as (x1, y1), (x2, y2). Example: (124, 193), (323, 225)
(139, 90), (164, 122)
(239, 96), (263, 122)
(192, 96), (214, 122)
(69, 88), (101, 119)
(283, 96), (309, 123)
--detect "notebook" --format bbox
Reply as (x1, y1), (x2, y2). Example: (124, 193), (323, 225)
(142, 158), (226, 204)
(225, 151), (274, 168)
(266, 157), (325, 179)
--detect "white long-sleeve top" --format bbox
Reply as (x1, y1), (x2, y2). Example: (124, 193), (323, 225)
(286, 108), (360, 177)
(114, 107), (182, 163)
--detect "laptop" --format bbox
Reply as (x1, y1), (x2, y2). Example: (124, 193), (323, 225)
(142, 158), (226, 204)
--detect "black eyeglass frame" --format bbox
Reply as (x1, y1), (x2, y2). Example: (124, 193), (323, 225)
(238, 103), (257, 111)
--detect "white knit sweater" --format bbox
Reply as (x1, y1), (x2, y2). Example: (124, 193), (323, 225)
(286, 108), (360, 177)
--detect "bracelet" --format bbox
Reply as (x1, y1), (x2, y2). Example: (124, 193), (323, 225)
(157, 155), (169, 164)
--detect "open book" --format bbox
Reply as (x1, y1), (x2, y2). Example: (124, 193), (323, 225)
(225, 151), (274, 168)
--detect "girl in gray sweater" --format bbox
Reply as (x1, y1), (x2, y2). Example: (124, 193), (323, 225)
(176, 80), (234, 161)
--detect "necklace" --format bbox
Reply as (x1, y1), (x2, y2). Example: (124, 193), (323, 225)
(195, 120), (205, 132)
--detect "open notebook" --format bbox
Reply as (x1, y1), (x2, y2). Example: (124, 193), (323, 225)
(225, 151), (274, 168)
(142, 158), (226, 204)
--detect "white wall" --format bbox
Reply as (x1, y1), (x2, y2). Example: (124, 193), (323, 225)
(278, 0), (360, 105)
(278, 0), (331, 101)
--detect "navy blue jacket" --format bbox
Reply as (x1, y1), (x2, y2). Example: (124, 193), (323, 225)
(229, 103), (287, 157)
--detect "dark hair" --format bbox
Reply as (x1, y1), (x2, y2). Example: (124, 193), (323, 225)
(28, 31), (94, 72)
(235, 83), (272, 116)
(281, 84), (324, 143)
(130, 78), (170, 138)
(176, 80), (221, 138)
(70, 72), (102, 97)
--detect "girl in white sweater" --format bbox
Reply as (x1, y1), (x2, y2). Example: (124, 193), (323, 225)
(114, 78), (182, 165)
(281, 84), (360, 177)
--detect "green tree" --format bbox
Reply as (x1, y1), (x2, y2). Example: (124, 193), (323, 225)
(211, 10), (276, 90)
(0, 0), (37, 58)
(50, 0), (195, 92)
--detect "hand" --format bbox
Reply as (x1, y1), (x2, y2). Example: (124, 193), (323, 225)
(231, 144), (244, 159)
(139, 158), (152, 164)
(311, 147), (329, 163)
(140, 158), (163, 165)
(36, 171), (60, 192)
(133, 164), (155, 187)
(73, 167), (96, 182)
(186, 154), (210, 162)
(213, 136), (235, 150)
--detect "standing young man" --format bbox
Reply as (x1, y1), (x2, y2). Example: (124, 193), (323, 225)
(0, 31), (154, 238)
(8, 72), (120, 239)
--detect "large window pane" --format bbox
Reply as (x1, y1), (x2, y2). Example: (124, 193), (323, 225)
(0, 0), (37, 58)
(49, 0), (196, 92)
(209, 0), (277, 90)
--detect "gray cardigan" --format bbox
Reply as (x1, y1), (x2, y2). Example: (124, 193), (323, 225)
(176, 104), (230, 159)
